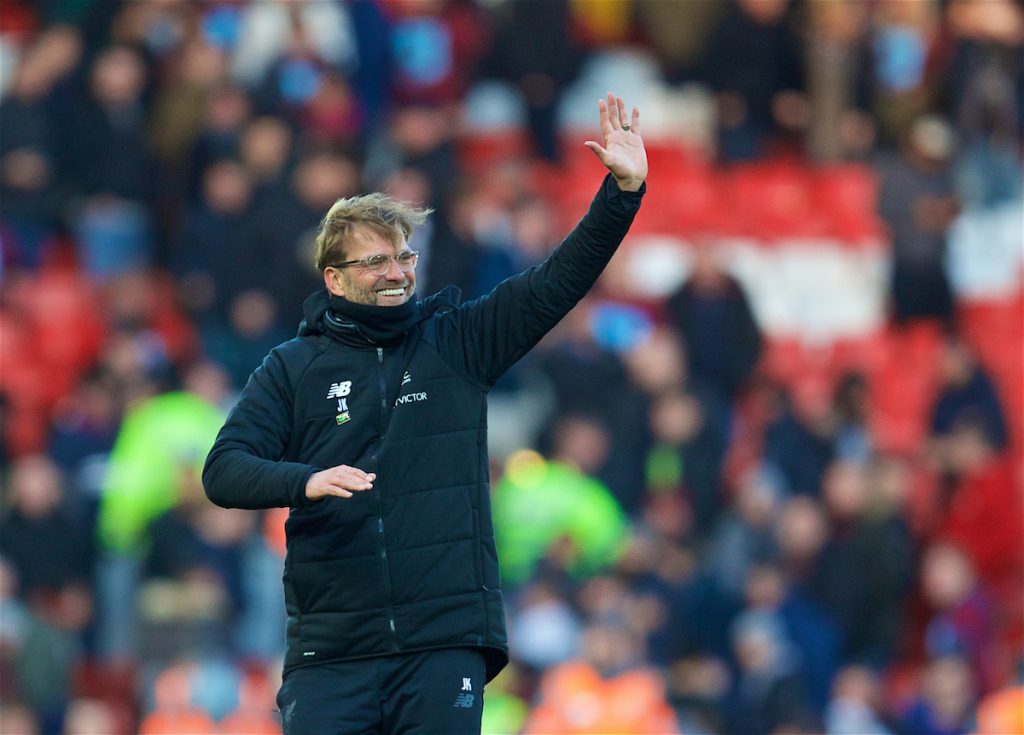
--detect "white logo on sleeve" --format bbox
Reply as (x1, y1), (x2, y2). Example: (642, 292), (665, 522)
(462, 677), (472, 692)
(402, 371), (412, 386)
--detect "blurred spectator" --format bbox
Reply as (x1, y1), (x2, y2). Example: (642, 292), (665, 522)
(68, 45), (157, 278)
(812, 459), (913, 665)
(647, 389), (729, 534)
(805, 0), (875, 162)
(484, 0), (581, 160)
(508, 580), (581, 672)
(491, 450), (628, 587)
(144, 465), (255, 624)
(929, 335), (1008, 450)
(706, 465), (782, 599)
(97, 381), (225, 555)
(243, 147), (359, 318)
(47, 367), (121, 504)
(899, 655), (976, 735)
(762, 384), (835, 496)
(200, 289), (292, 391)
(824, 665), (894, 735)
(149, 37), (231, 176)
(238, 115), (293, 205)
(972, 684), (1024, 735)
(216, 665), (282, 734)
(0, 702), (39, 735)
(931, 416), (1022, 592)
(921, 543), (1000, 695)
(100, 270), (199, 378)
(946, 0), (1024, 209)
(666, 654), (732, 733)
(0, 552), (89, 733)
(230, 0), (356, 91)
(666, 245), (762, 407)
(744, 563), (840, 714)
(0, 455), (92, 600)
(0, 27), (80, 268)
(638, 535), (735, 667)
(70, 44), (151, 199)
(634, 0), (724, 84)
(301, 71), (363, 146)
(877, 115), (960, 324)
(137, 662), (216, 735)
(171, 158), (256, 323)
(93, 369), (226, 663)
(867, 0), (944, 146)
(425, 180), (497, 299)
(775, 495), (828, 588)
(365, 104), (459, 200)
(386, 0), (489, 107)
(703, 0), (807, 160)
(187, 84), (252, 200)
(831, 372), (873, 464)
(534, 300), (649, 514)
(725, 608), (814, 735)
(522, 659), (679, 734)
(62, 698), (120, 735)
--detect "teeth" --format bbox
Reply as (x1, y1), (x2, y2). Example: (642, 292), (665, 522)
(377, 288), (404, 296)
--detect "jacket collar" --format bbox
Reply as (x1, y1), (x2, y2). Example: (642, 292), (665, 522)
(298, 286), (461, 347)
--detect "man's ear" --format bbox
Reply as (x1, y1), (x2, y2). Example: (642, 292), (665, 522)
(324, 267), (346, 297)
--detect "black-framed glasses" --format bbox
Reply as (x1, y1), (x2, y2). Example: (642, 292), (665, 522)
(329, 250), (419, 276)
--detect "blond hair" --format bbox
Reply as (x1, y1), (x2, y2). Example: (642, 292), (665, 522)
(314, 193), (432, 271)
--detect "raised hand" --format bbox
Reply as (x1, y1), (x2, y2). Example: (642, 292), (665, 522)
(584, 92), (648, 192)
(305, 464), (376, 500)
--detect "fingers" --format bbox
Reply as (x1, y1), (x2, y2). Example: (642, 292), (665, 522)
(584, 140), (610, 164)
(607, 92), (621, 129)
(598, 97), (612, 137)
(307, 465), (377, 500)
(599, 93), (638, 135)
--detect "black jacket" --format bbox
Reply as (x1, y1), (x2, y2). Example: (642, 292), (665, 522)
(203, 176), (643, 681)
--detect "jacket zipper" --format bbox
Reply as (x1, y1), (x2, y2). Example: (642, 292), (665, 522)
(374, 346), (399, 649)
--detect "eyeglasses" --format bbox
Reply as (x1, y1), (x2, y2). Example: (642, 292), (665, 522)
(330, 250), (419, 276)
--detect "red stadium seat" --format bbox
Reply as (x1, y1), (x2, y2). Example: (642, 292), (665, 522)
(812, 164), (887, 243)
(723, 162), (828, 240)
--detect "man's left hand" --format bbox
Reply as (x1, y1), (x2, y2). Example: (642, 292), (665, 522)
(585, 92), (648, 192)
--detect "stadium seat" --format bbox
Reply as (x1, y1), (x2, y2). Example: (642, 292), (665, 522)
(724, 162), (826, 240)
(812, 164), (887, 243)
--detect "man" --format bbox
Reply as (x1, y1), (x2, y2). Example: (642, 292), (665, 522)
(203, 93), (647, 734)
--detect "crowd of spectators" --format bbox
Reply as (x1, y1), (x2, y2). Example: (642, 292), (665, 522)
(1, 0), (1022, 734)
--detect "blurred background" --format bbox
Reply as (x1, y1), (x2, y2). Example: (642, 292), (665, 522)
(0, 0), (1022, 733)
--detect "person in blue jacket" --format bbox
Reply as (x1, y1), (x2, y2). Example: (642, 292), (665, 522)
(203, 93), (647, 735)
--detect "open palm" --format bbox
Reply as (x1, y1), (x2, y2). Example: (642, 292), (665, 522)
(585, 92), (649, 192)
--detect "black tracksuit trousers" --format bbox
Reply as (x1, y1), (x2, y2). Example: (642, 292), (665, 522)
(276, 648), (486, 735)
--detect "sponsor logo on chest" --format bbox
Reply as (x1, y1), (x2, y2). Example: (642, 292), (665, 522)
(395, 371), (427, 406)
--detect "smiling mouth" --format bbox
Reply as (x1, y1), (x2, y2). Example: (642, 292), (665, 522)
(376, 287), (406, 297)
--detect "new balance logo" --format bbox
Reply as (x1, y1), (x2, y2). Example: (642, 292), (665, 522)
(327, 381), (352, 399)
(452, 677), (474, 708)
(452, 693), (475, 709)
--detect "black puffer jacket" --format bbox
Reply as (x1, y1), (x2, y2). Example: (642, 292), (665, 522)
(203, 176), (644, 681)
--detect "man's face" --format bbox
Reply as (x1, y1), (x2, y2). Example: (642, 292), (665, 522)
(323, 227), (417, 307)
